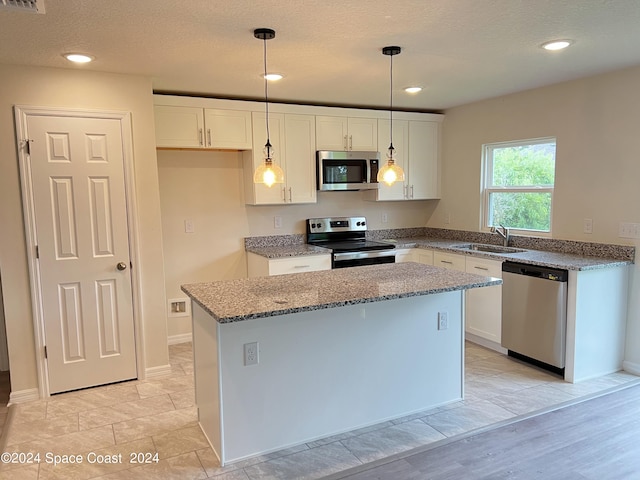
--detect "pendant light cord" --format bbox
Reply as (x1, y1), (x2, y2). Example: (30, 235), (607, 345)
(263, 37), (271, 147)
(389, 51), (393, 149)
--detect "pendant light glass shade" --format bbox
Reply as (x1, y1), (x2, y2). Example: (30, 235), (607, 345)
(377, 144), (405, 186)
(253, 141), (284, 187)
(253, 28), (284, 188)
(377, 46), (405, 187)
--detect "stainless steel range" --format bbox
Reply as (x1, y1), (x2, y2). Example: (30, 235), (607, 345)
(306, 216), (396, 268)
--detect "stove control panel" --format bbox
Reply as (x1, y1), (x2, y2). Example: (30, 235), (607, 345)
(307, 216), (367, 233)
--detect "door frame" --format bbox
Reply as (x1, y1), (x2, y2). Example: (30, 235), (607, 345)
(14, 105), (146, 398)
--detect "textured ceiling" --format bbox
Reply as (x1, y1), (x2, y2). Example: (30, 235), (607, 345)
(1, 0), (640, 111)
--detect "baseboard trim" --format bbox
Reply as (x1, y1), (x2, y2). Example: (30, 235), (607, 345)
(145, 364), (173, 379)
(168, 333), (192, 345)
(465, 333), (508, 354)
(8, 388), (39, 405)
(623, 360), (640, 376)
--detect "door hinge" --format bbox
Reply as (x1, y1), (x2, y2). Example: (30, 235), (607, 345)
(44, 345), (47, 359)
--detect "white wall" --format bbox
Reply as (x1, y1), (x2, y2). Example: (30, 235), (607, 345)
(431, 65), (640, 369)
(157, 149), (435, 337)
(0, 64), (169, 395)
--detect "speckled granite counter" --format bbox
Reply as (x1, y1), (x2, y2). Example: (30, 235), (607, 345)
(245, 243), (330, 259)
(384, 237), (633, 271)
(182, 262), (501, 323)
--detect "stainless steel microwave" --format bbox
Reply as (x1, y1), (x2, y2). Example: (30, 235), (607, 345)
(316, 150), (380, 191)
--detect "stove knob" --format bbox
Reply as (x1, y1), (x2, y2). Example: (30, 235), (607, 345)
(311, 223), (317, 229)
(361, 221), (366, 226)
(318, 223), (323, 229)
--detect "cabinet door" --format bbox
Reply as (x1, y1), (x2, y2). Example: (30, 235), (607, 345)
(154, 105), (204, 148)
(204, 109), (252, 149)
(408, 121), (440, 199)
(316, 116), (348, 150)
(465, 257), (502, 343)
(249, 112), (286, 204)
(395, 248), (415, 263)
(433, 251), (466, 271)
(375, 119), (408, 201)
(284, 114), (317, 204)
(415, 249), (434, 265)
(348, 117), (378, 151)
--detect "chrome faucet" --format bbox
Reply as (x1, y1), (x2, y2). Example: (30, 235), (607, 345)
(491, 224), (510, 246)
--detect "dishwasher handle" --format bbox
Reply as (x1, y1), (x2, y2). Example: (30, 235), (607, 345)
(502, 262), (568, 282)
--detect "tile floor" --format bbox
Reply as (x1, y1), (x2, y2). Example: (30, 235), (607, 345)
(0, 342), (637, 480)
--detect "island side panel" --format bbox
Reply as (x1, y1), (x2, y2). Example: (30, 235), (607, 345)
(192, 302), (224, 462)
(217, 291), (464, 464)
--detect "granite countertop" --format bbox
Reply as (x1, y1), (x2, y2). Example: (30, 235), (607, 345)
(385, 237), (632, 271)
(246, 244), (331, 258)
(182, 262), (501, 323)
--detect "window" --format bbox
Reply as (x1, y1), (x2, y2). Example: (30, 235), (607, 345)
(482, 138), (556, 233)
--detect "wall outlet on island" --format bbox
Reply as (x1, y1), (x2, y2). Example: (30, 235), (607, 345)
(438, 312), (449, 330)
(244, 342), (259, 366)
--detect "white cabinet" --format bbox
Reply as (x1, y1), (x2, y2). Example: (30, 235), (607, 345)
(407, 121), (439, 199)
(414, 249), (434, 265)
(316, 116), (377, 151)
(365, 120), (440, 201)
(244, 113), (317, 205)
(247, 252), (331, 277)
(464, 257), (503, 345)
(154, 105), (252, 149)
(433, 251), (466, 271)
(395, 248), (415, 263)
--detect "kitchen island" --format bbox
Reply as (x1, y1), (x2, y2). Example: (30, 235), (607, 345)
(182, 263), (501, 466)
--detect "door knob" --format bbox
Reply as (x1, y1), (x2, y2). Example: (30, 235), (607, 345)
(116, 262), (128, 271)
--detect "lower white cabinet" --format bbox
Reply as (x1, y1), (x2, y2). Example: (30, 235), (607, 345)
(433, 251), (466, 271)
(464, 257), (503, 346)
(247, 252), (331, 277)
(395, 248), (434, 265)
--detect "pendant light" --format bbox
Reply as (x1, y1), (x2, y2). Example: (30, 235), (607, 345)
(253, 28), (284, 188)
(377, 46), (405, 186)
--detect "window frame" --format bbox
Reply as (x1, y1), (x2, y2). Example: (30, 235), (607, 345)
(481, 137), (556, 236)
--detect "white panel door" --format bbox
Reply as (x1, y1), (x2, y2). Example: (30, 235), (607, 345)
(27, 114), (137, 394)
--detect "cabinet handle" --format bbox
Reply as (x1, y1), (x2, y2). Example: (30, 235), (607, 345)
(288, 187), (292, 202)
(207, 128), (212, 147)
(294, 265), (311, 269)
(410, 185), (414, 198)
(349, 135), (353, 150)
(440, 260), (453, 265)
(343, 135), (348, 150)
(474, 266), (489, 271)
(282, 187), (287, 202)
(198, 128), (203, 146)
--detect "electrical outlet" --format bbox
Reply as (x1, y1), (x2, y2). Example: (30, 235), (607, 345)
(381, 213), (388, 224)
(274, 216), (282, 229)
(244, 342), (259, 366)
(184, 219), (195, 233)
(583, 218), (593, 234)
(438, 312), (449, 330)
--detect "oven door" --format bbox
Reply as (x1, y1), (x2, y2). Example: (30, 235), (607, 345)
(333, 250), (396, 268)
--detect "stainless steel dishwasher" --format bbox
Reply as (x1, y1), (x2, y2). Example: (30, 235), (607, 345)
(501, 262), (568, 373)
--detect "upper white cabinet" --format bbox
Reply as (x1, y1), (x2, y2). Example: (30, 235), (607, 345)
(316, 116), (377, 151)
(365, 120), (440, 201)
(154, 105), (252, 149)
(244, 112), (317, 205)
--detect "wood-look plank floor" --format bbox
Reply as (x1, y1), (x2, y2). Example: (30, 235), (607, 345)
(326, 384), (640, 480)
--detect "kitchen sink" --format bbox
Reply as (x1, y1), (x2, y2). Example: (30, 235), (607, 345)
(452, 244), (527, 254)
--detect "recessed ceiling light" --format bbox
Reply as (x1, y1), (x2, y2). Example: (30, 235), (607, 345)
(264, 73), (283, 81)
(64, 53), (94, 63)
(541, 40), (573, 51)
(404, 86), (423, 94)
